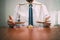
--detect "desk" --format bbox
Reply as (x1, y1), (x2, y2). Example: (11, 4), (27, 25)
(0, 27), (60, 40)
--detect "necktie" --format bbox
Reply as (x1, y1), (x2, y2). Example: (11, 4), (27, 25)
(29, 4), (33, 25)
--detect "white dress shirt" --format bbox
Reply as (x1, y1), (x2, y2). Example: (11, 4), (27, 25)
(13, 1), (50, 27)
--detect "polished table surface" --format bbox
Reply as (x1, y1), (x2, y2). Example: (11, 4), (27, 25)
(0, 27), (60, 40)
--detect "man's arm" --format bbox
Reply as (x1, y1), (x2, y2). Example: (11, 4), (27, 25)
(42, 4), (51, 27)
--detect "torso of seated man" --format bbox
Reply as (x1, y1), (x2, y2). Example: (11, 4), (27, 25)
(13, 0), (50, 27)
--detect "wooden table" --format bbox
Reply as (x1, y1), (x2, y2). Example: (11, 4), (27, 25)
(0, 27), (60, 40)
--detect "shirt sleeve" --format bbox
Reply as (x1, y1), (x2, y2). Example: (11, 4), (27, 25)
(13, 4), (20, 22)
(41, 4), (51, 22)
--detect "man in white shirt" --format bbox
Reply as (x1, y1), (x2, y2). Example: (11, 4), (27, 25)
(8, 0), (50, 28)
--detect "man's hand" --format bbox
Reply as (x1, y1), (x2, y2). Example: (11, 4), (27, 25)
(45, 16), (50, 23)
(8, 16), (15, 26)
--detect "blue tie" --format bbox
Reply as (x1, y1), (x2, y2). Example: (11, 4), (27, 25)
(29, 4), (33, 25)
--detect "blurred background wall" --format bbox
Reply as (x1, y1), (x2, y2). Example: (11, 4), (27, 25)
(0, 0), (60, 27)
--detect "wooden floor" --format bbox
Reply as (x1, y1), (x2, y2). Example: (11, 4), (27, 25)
(0, 27), (60, 40)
